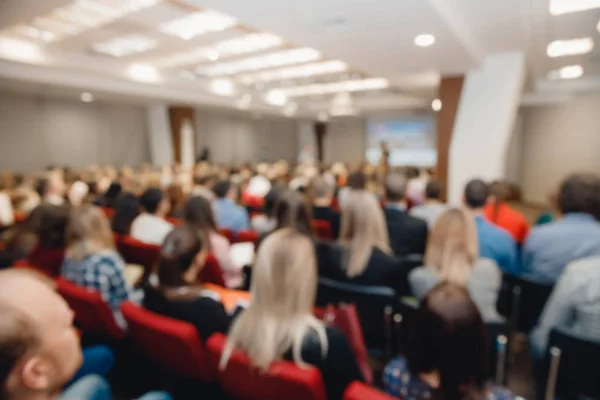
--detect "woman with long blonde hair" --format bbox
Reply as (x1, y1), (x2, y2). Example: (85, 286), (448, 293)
(409, 208), (503, 321)
(221, 228), (363, 400)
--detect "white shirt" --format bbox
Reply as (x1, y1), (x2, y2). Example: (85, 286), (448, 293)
(130, 214), (173, 246)
(0, 192), (14, 226)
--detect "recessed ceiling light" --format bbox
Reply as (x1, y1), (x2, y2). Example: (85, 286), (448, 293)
(265, 90), (287, 106)
(207, 51), (220, 61)
(80, 92), (94, 103)
(0, 37), (43, 63)
(127, 63), (160, 83)
(273, 78), (389, 97)
(550, 0), (600, 15)
(547, 38), (594, 58)
(431, 99), (442, 111)
(159, 10), (237, 40)
(210, 78), (235, 96)
(93, 34), (157, 57)
(237, 60), (348, 84)
(414, 34), (435, 47)
(548, 65), (584, 80)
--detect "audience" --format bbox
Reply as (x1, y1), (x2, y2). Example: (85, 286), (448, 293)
(0, 178), (14, 226)
(410, 180), (447, 228)
(250, 185), (283, 235)
(273, 189), (313, 236)
(130, 188), (173, 245)
(311, 176), (341, 238)
(67, 180), (89, 208)
(166, 183), (185, 218)
(221, 229), (363, 400)
(522, 173), (600, 283)
(94, 182), (122, 209)
(213, 180), (250, 233)
(338, 170), (366, 209)
(384, 283), (514, 400)
(383, 173), (428, 257)
(483, 181), (529, 244)
(191, 174), (216, 202)
(464, 179), (519, 274)
(409, 208), (503, 321)
(144, 225), (230, 342)
(39, 171), (66, 206)
(111, 192), (141, 236)
(183, 196), (242, 289)
(61, 205), (132, 327)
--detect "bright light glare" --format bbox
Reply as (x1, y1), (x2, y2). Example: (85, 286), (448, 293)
(210, 79), (235, 96)
(550, 0), (600, 15)
(547, 38), (594, 58)
(127, 63), (160, 83)
(0, 37), (43, 63)
(432, 99), (442, 111)
(548, 65), (584, 80)
(80, 92), (94, 103)
(265, 90), (287, 106)
(414, 34), (435, 47)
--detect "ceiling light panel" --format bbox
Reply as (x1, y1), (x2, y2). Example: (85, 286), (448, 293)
(548, 65), (584, 79)
(152, 33), (283, 68)
(159, 10), (237, 40)
(0, 37), (44, 63)
(273, 78), (389, 97)
(3, 0), (162, 43)
(93, 34), (157, 57)
(550, 0), (600, 15)
(547, 38), (594, 58)
(238, 60), (349, 84)
(196, 48), (321, 77)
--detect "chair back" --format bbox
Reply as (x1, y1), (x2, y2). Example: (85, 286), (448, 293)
(116, 236), (160, 276)
(120, 302), (213, 381)
(25, 245), (65, 277)
(100, 207), (114, 219)
(499, 274), (554, 333)
(316, 277), (396, 358)
(545, 326), (600, 400)
(312, 220), (333, 240)
(219, 228), (235, 243)
(56, 278), (125, 340)
(207, 333), (327, 400)
(344, 382), (396, 400)
(235, 230), (259, 245)
(164, 217), (181, 225)
(200, 254), (227, 287)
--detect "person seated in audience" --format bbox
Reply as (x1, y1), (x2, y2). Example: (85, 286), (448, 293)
(111, 192), (141, 236)
(384, 283), (514, 400)
(250, 184), (284, 235)
(93, 182), (121, 209)
(0, 269), (171, 400)
(130, 188), (173, 245)
(0, 176), (14, 227)
(39, 170), (66, 206)
(522, 173), (600, 282)
(61, 205), (132, 327)
(273, 189), (314, 236)
(409, 208), (503, 321)
(221, 229), (363, 400)
(67, 180), (89, 207)
(166, 183), (185, 218)
(406, 167), (428, 206)
(337, 170), (366, 209)
(242, 173), (271, 209)
(483, 181), (529, 244)
(191, 174), (217, 202)
(144, 225), (230, 342)
(410, 180), (447, 228)
(183, 196), (242, 289)
(383, 173), (428, 257)
(464, 179), (519, 274)
(311, 176), (341, 239)
(212, 180), (250, 233)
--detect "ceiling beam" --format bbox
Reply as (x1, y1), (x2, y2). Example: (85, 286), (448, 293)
(0, 0), (71, 30)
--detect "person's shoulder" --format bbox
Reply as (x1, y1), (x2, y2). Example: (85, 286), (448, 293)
(473, 258), (501, 278)
(564, 255), (600, 277)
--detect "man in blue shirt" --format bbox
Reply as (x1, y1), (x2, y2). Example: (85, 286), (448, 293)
(212, 179), (250, 233)
(522, 174), (600, 283)
(464, 179), (519, 274)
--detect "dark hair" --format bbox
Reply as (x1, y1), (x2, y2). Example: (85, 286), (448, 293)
(406, 283), (487, 400)
(36, 178), (49, 197)
(275, 190), (313, 235)
(488, 181), (508, 222)
(158, 224), (204, 287)
(213, 180), (232, 198)
(426, 180), (442, 200)
(264, 184), (285, 218)
(464, 179), (489, 209)
(167, 183), (186, 217)
(103, 183), (122, 208)
(193, 174), (215, 187)
(557, 174), (600, 215)
(405, 167), (420, 180)
(111, 193), (140, 235)
(139, 188), (164, 214)
(346, 171), (366, 190)
(34, 204), (69, 248)
(384, 173), (407, 202)
(183, 196), (218, 245)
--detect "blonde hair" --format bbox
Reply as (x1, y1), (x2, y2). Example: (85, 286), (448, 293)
(339, 191), (391, 277)
(425, 208), (479, 286)
(66, 204), (115, 260)
(220, 229), (327, 370)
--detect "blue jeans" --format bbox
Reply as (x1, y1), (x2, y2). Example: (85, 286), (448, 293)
(60, 375), (172, 400)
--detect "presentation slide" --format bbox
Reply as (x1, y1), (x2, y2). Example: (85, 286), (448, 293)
(365, 117), (436, 167)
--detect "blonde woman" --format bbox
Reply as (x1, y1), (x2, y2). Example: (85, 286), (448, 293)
(221, 229), (363, 400)
(408, 208), (503, 321)
(61, 205), (132, 325)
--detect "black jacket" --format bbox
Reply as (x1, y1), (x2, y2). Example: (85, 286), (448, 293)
(384, 207), (428, 257)
(312, 206), (341, 239)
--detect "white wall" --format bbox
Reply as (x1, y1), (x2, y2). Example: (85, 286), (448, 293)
(0, 91), (149, 171)
(521, 92), (600, 204)
(505, 112), (524, 185)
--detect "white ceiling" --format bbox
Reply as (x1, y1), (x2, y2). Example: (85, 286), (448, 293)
(0, 0), (599, 115)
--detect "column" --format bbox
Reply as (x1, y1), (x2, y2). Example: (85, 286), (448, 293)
(168, 106), (196, 166)
(146, 104), (174, 167)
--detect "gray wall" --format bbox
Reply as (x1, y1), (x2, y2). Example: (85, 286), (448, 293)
(0, 91), (150, 171)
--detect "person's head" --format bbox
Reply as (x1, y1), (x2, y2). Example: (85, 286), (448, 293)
(167, 183), (185, 212)
(221, 228), (325, 370)
(406, 283), (486, 400)
(263, 184), (285, 218)
(103, 182), (121, 202)
(275, 190), (313, 235)
(157, 224), (207, 288)
(67, 181), (89, 207)
(346, 171), (366, 190)
(384, 173), (407, 203)
(193, 174), (216, 189)
(66, 204), (115, 260)
(140, 188), (170, 217)
(425, 180), (443, 202)
(213, 180), (235, 200)
(311, 176), (333, 206)
(339, 191), (391, 277)
(0, 270), (82, 400)
(35, 204), (69, 248)
(463, 179), (489, 210)
(111, 193), (140, 236)
(557, 173), (600, 216)
(45, 171), (66, 198)
(183, 196), (218, 235)
(425, 208), (478, 286)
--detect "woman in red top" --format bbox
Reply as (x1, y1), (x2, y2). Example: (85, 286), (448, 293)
(483, 181), (530, 243)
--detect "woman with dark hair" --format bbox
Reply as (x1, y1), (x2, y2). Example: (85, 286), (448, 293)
(183, 196), (242, 288)
(143, 224), (229, 342)
(251, 184), (285, 235)
(483, 181), (529, 244)
(383, 283), (514, 400)
(94, 182), (122, 209)
(273, 189), (313, 235)
(111, 193), (141, 236)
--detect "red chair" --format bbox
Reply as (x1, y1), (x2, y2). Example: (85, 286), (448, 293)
(165, 217), (182, 226)
(56, 278), (126, 340)
(116, 236), (160, 276)
(312, 220), (333, 240)
(219, 228), (235, 243)
(101, 208), (114, 219)
(17, 245), (65, 277)
(207, 333), (327, 400)
(235, 230), (259, 246)
(200, 254), (227, 287)
(331, 198), (340, 212)
(344, 382), (396, 400)
(120, 302), (214, 382)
